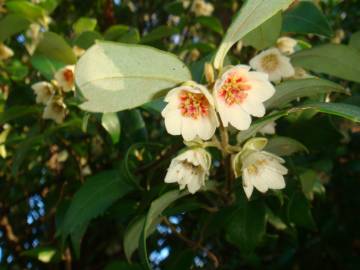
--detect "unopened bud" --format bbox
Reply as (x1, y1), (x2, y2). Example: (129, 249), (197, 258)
(204, 62), (215, 83)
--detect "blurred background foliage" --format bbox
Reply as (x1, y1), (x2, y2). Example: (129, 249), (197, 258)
(0, 0), (360, 269)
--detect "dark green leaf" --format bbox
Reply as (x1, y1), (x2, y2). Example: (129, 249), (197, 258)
(141, 26), (179, 44)
(195, 16), (223, 35)
(349, 31), (360, 51)
(265, 78), (346, 109)
(226, 199), (266, 253)
(282, 1), (332, 37)
(287, 192), (316, 230)
(73, 31), (102, 49)
(0, 14), (30, 42)
(21, 247), (60, 263)
(31, 53), (64, 80)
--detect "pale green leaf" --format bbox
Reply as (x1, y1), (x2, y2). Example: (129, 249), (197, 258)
(73, 17), (97, 35)
(243, 12), (282, 50)
(291, 44), (360, 83)
(265, 78), (346, 109)
(21, 247), (59, 263)
(101, 112), (121, 144)
(75, 41), (191, 113)
(214, 0), (293, 69)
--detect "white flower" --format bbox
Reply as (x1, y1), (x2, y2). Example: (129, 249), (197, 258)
(213, 65), (275, 131)
(162, 83), (219, 141)
(241, 150), (288, 199)
(165, 148), (211, 194)
(54, 65), (75, 92)
(276, 37), (297, 55)
(31, 81), (55, 104)
(249, 48), (295, 82)
(25, 23), (43, 55)
(191, 0), (214, 17)
(42, 97), (67, 124)
(0, 43), (14, 60)
(259, 121), (276, 135)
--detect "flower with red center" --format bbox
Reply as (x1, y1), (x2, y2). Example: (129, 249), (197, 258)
(214, 65), (275, 131)
(162, 82), (219, 141)
(54, 65), (75, 92)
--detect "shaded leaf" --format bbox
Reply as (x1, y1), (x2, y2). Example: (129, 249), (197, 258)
(291, 44), (360, 83)
(282, 1), (332, 37)
(287, 192), (316, 230)
(141, 26), (179, 44)
(101, 112), (121, 144)
(265, 136), (308, 156)
(195, 16), (223, 35)
(0, 14), (30, 42)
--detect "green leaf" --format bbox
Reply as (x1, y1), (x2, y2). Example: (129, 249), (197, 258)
(291, 44), (360, 83)
(124, 216), (146, 262)
(214, 0), (293, 69)
(31, 53), (64, 80)
(0, 106), (40, 125)
(164, 1), (184, 15)
(237, 102), (360, 144)
(21, 247), (60, 263)
(6, 0), (46, 22)
(349, 31), (360, 51)
(265, 136), (308, 156)
(243, 12), (282, 50)
(101, 112), (121, 144)
(104, 260), (142, 270)
(139, 190), (188, 269)
(0, 14), (30, 42)
(58, 170), (133, 243)
(73, 31), (102, 49)
(195, 16), (223, 35)
(287, 192), (316, 230)
(226, 199), (266, 253)
(282, 1), (332, 37)
(265, 78), (346, 109)
(35, 32), (77, 65)
(141, 26), (179, 44)
(297, 102), (360, 123)
(73, 17), (97, 35)
(75, 41), (191, 113)
(38, 0), (60, 13)
(104, 25), (140, 44)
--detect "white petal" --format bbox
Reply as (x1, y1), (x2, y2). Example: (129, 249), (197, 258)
(225, 105), (251, 131)
(241, 99), (265, 117)
(243, 171), (254, 199)
(181, 117), (198, 141)
(163, 108), (182, 136)
(262, 169), (286, 190)
(249, 169), (269, 193)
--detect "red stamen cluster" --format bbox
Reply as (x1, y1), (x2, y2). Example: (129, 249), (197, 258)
(218, 73), (251, 105)
(179, 90), (209, 119)
(63, 69), (74, 84)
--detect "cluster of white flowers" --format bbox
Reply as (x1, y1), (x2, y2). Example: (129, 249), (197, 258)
(31, 65), (75, 124)
(162, 37), (300, 197)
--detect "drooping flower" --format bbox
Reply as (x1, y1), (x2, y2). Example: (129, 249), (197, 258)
(0, 43), (14, 60)
(190, 0), (214, 17)
(161, 82), (219, 141)
(54, 65), (75, 92)
(42, 97), (67, 124)
(276, 37), (297, 55)
(249, 48), (295, 82)
(165, 148), (211, 194)
(213, 65), (275, 131)
(31, 81), (55, 104)
(240, 150), (288, 199)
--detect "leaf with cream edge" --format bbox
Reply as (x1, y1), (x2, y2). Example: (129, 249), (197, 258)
(75, 41), (192, 113)
(213, 0), (293, 69)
